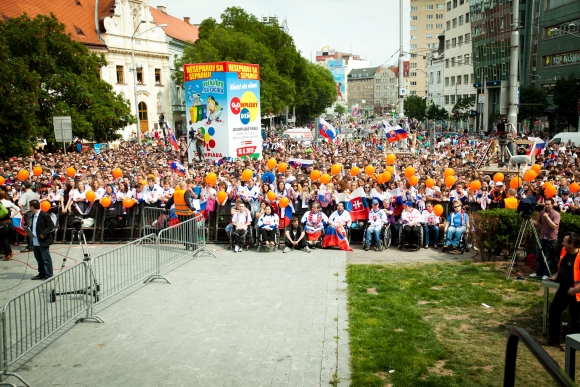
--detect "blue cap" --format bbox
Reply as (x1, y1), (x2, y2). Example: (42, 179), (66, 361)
(372, 199), (379, 205)
(405, 201), (413, 207)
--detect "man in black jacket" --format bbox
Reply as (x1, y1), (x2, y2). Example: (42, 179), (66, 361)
(29, 200), (55, 280)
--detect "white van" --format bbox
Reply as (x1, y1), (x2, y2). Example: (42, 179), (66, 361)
(549, 132), (580, 147)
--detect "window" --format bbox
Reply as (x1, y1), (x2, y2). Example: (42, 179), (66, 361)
(447, 1), (451, 10)
(410, 81), (417, 86)
(460, 0), (464, 4)
(490, 17), (494, 32)
(453, 0), (457, 7)
(116, 65), (124, 83)
(410, 44), (418, 49)
(436, 13), (443, 19)
(426, 24), (433, 29)
(410, 91), (417, 95)
(410, 72), (417, 76)
(457, 56), (462, 66)
(453, 18), (457, 28)
(411, 35), (417, 40)
(426, 4), (434, 9)
(445, 59), (449, 68)
(446, 21), (451, 30)
(445, 95), (450, 104)
(410, 53), (418, 58)
(411, 16), (418, 20)
(452, 38), (458, 47)
(136, 68), (143, 83)
(445, 77), (450, 86)
(458, 36), (463, 45)
(430, 72), (434, 84)
(459, 15), (464, 25)
(471, 74), (474, 83)
(436, 4), (444, 9)
(464, 74), (469, 84)
(411, 6), (418, 11)
(427, 14), (433, 19)
(500, 16), (504, 30)
(451, 58), (456, 67)
(411, 25), (418, 30)
(457, 76), (462, 85)
(410, 63), (417, 68)
(436, 23), (443, 28)
(464, 54), (469, 64)
(437, 71), (441, 83)
(155, 69), (161, 84)
(446, 39), (450, 48)
(426, 34), (433, 39)
(451, 77), (455, 85)
(465, 13), (470, 23)
(451, 95), (456, 104)
(465, 33), (470, 42)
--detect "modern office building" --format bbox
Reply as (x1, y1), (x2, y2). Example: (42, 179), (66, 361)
(429, 35), (445, 108)
(347, 67), (379, 116)
(442, 0), (476, 129)
(409, 0), (446, 97)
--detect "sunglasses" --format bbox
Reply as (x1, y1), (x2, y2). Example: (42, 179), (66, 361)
(365, 186), (370, 189)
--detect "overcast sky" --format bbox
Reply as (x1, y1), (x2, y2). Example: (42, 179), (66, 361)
(158, 0), (410, 67)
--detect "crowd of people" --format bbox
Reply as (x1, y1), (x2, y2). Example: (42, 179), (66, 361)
(0, 121), (577, 261)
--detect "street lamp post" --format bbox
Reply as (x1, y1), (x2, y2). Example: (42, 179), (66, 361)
(131, 21), (167, 145)
(398, 0), (405, 120)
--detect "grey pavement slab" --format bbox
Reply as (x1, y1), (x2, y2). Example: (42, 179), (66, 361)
(4, 244), (350, 387)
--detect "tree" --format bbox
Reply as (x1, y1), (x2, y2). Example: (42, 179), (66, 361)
(450, 96), (474, 130)
(333, 104), (346, 119)
(404, 95), (427, 122)
(174, 7), (335, 121)
(426, 103), (448, 122)
(0, 14), (135, 156)
(552, 75), (580, 131)
(519, 86), (548, 126)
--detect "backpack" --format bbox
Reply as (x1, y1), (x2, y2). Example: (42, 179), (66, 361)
(0, 202), (9, 219)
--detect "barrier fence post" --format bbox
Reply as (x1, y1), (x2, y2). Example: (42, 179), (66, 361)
(193, 216), (216, 259)
(77, 261), (104, 324)
(143, 231), (170, 284)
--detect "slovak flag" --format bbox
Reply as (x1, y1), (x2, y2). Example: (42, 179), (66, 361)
(169, 208), (179, 226)
(171, 161), (185, 176)
(384, 124), (408, 143)
(278, 205), (293, 228)
(323, 225), (354, 252)
(166, 121), (180, 151)
(528, 137), (546, 156)
(318, 188), (333, 208)
(319, 118), (336, 142)
(334, 187), (369, 222)
(288, 158), (314, 168)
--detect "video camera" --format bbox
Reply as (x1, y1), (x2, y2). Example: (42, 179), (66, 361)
(68, 216), (84, 231)
(189, 128), (196, 138)
(517, 195), (537, 218)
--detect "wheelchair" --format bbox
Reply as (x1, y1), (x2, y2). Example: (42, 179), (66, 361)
(228, 226), (254, 251)
(304, 226), (325, 249)
(256, 227), (280, 252)
(362, 223), (392, 251)
(458, 231), (472, 254)
(398, 223), (423, 251)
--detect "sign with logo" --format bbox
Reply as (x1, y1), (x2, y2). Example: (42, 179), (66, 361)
(545, 19), (580, 39)
(543, 50), (580, 68)
(184, 62), (261, 161)
(328, 60), (345, 101)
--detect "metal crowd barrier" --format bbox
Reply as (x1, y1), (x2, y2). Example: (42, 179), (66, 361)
(139, 207), (169, 239)
(0, 215), (213, 387)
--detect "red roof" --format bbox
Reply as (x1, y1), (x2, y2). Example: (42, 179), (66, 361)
(149, 7), (198, 44)
(0, 0), (114, 48)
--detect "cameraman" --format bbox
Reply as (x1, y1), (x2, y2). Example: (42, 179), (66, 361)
(530, 198), (560, 280)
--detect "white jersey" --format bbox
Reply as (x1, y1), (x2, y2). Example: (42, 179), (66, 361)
(142, 184), (162, 204)
(421, 209), (440, 225)
(329, 210), (352, 226)
(301, 211), (328, 227)
(368, 209), (386, 228)
(401, 208), (422, 224)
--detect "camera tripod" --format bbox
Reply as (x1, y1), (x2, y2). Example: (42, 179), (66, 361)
(506, 216), (550, 279)
(50, 227), (103, 323)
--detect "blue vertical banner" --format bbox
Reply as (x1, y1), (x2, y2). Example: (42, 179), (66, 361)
(328, 60), (345, 101)
(184, 62), (261, 162)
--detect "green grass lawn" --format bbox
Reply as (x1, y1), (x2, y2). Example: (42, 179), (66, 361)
(346, 261), (563, 387)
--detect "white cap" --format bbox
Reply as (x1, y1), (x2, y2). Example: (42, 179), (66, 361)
(496, 182), (504, 186)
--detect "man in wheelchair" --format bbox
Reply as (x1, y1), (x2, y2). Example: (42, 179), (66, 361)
(301, 203), (328, 248)
(324, 202), (353, 251)
(443, 200), (470, 251)
(231, 199), (252, 253)
(364, 199), (386, 251)
(400, 201), (422, 247)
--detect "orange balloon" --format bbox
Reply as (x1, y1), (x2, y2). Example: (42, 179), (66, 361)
(433, 204), (444, 216)
(267, 158), (277, 170)
(408, 175), (419, 186)
(510, 177), (522, 189)
(278, 163), (288, 173)
(445, 175), (456, 188)
(0, 176), (5, 185)
(531, 164), (541, 174)
(385, 166), (394, 175)
(241, 169), (253, 181)
(217, 190), (227, 204)
(404, 166), (415, 179)
(570, 182), (580, 194)
(426, 178), (435, 188)
(40, 201), (51, 212)
(386, 154), (397, 165)
(320, 174), (331, 185)
(17, 170), (29, 181)
(545, 185), (557, 198)
(33, 166), (43, 176)
(122, 198), (135, 208)
(112, 168), (123, 179)
(365, 165), (375, 176)
(542, 181), (553, 190)
(493, 173), (504, 183)
(443, 168), (455, 178)
(205, 172), (217, 186)
(66, 167), (76, 177)
(382, 171), (392, 182)
(279, 197), (290, 208)
(267, 191), (277, 202)
(310, 170), (321, 181)
(524, 170), (537, 182)
(100, 197), (112, 208)
(86, 191), (96, 202)
(350, 166), (360, 177)
(331, 164), (341, 176)
(470, 180), (482, 191)
(377, 174), (384, 184)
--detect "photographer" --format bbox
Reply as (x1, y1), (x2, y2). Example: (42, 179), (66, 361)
(530, 198), (560, 280)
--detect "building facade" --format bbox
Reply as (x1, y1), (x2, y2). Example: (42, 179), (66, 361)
(347, 67), (379, 116)
(442, 0), (476, 129)
(429, 36), (445, 107)
(409, 0), (446, 97)
(374, 66), (399, 114)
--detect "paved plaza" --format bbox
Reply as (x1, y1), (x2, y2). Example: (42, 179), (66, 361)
(0, 242), (473, 386)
